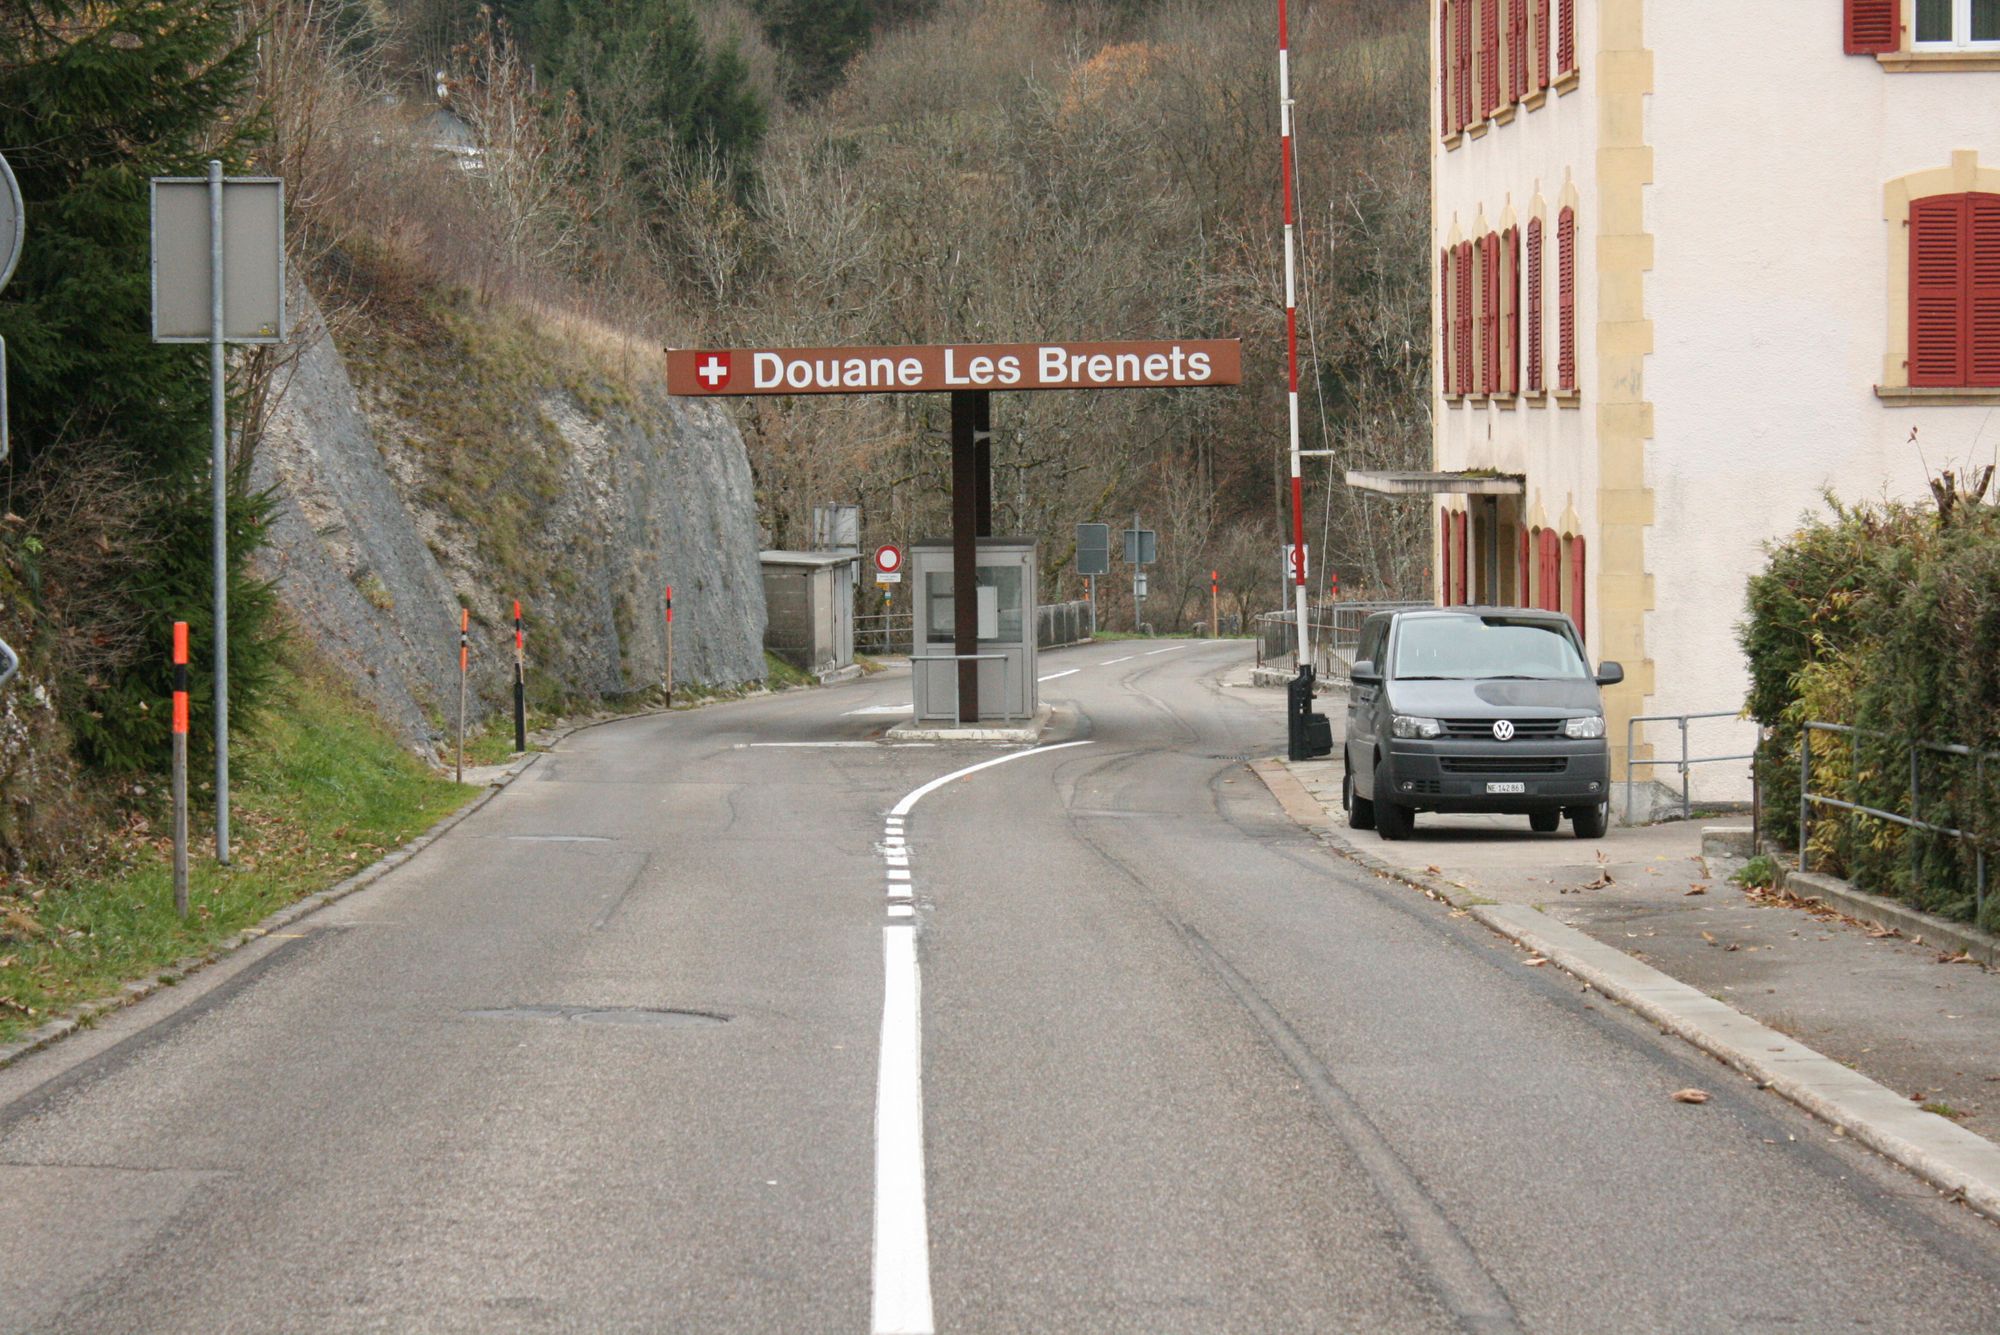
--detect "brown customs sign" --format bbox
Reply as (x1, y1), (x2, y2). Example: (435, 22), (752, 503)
(666, 340), (1241, 396)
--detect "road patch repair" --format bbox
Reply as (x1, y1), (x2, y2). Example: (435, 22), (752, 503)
(1254, 757), (2000, 1225)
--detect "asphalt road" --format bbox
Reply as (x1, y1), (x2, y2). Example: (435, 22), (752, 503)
(4, 639), (2000, 1333)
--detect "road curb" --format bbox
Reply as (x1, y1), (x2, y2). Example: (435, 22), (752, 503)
(1249, 758), (2000, 1225)
(1780, 869), (2000, 970)
(0, 750), (542, 1073)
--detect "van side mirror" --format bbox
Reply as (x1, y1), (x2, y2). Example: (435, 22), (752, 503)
(1596, 660), (1625, 686)
(1351, 659), (1381, 686)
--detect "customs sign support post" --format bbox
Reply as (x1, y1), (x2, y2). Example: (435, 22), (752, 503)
(150, 162), (285, 864)
(666, 340), (1241, 722)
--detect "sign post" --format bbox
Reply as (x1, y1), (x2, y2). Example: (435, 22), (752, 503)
(0, 152), (22, 685)
(456, 608), (469, 783)
(1211, 570), (1219, 637)
(1122, 517), (1157, 633)
(150, 164), (285, 864)
(664, 585), (675, 707)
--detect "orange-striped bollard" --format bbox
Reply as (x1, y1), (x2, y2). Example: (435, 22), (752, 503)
(456, 607), (470, 783)
(172, 621), (190, 917)
(664, 585), (675, 708)
(512, 599), (526, 753)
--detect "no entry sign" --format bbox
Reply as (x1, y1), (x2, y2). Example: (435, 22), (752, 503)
(667, 340), (1241, 397)
(875, 543), (904, 583)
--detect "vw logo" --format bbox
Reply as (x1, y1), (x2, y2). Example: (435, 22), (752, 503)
(1492, 719), (1516, 741)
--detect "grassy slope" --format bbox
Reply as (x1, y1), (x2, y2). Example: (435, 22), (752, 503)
(0, 647), (473, 1042)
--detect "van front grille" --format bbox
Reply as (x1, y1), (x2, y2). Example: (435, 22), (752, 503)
(1440, 756), (1569, 775)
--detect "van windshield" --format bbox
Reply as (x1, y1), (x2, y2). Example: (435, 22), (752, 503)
(1391, 615), (1590, 681)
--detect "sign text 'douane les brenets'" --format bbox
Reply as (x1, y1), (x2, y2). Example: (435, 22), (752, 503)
(665, 340), (1241, 396)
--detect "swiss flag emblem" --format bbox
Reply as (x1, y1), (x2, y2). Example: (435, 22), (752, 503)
(694, 351), (733, 391)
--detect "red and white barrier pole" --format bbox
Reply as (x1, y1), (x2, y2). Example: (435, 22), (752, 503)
(512, 599), (526, 753)
(171, 621), (190, 916)
(664, 585), (675, 708)
(1280, 1), (1310, 671)
(1211, 569), (1220, 637)
(456, 607), (469, 783)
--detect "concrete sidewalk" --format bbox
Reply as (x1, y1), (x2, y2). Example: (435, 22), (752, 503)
(1263, 755), (2000, 1221)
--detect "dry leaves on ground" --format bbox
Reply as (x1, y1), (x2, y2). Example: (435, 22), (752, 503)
(1685, 885), (1707, 896)
(1671, 1088), (1711, 1104)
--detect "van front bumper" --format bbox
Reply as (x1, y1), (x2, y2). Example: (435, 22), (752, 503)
(1378, 739), (1610, 813)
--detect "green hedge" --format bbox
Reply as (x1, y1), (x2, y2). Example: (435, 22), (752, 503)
(1740, 493), (2000, 932)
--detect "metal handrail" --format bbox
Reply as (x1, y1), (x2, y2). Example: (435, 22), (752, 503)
(1800, 721), (1992, 922)
(909, 651), (1015, 725)
(1623, 710), (1758, 824)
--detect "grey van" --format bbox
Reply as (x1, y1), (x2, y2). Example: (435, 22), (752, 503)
(1342, 607), (1623, 841)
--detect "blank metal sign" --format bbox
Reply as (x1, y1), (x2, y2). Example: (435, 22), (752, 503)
(150, 177), (286, 344)
(1076, 523), (1111, 576)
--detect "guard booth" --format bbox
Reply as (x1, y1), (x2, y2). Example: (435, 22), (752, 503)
(910, 538), (1037, 722)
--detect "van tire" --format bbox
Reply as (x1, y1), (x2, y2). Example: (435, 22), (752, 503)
(1345, 769), (1376, 830)
(1569, 802), (1610, 839)
(1529, 810), (1561, 834)
(1376, 799), (1415, 841)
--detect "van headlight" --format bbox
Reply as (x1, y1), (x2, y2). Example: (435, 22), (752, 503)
(1564, 715), (1606, 739)
(1392, 715), (1444, 740)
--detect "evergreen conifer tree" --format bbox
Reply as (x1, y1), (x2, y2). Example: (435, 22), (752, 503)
(0, 0), (279, 771)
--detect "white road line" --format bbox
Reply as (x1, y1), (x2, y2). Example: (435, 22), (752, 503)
(1143, 644), (1187, 656)
(1099, 655), (1134, 665)
(873, 924), (931, 1335)
(871, 739), (1094, 1335)
(742, 741), (936, 749)
(1037, 668), (1080, 682)
(846, 703), (914, 716)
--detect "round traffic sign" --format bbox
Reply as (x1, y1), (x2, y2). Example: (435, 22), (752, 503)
(874, 543), (903, 575)
(0, 152), (22, 294)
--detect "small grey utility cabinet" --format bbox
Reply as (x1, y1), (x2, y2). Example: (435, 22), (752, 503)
(909, 538), (1038, 722)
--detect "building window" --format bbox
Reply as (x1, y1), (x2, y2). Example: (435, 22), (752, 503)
(1557, 206), (1577, 393)
(1501, 227), (1520, 395)
(1440, 508), (1452, 602)
(1557, 0), (1576, 76)
(1525, 217), (1545, 392)
(1455, 511), (1470, 604)
(1908, 192), (2000, 387)
(1481, 0), (1501, 117)
(1440, 2), (1452, 133)
(1914, 0), (2000, 49)
(1534, 528), (1562, 613)
(1440, 246), (1454, 394)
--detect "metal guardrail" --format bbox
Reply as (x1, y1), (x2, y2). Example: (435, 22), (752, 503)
(1036, 599), (1095, 649)
(1624, 711), (1758, 824)
(856, 613), (912, 655)
(909, 651), (1016, 725)
(1800, 721), (1991, 922)
(1255, 601), (1430, 683)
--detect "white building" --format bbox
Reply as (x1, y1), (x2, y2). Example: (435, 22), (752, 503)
(1388, 0), (2000, 801)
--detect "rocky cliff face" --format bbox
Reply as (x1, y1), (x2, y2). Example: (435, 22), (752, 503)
(254, 294), (767, 756)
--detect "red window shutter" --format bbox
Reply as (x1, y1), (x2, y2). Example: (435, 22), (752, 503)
(1440, 1), (1456, 132)
(1970, 194), (2000, 386)
(1910, 195), (1967, 387)
(1505, 226), (1520, 394)
(1457, 241), (1474, 395)
(1517, 528), (1531, 606)
(1569, 536), (1587, 638)
(1440, 247), (1453, 392)
(1509, 0), (1528, 102)
(1557, 207), (1577, 392)
(1535, 0), (1551, 88)
(1458, 0), (1475, 128)
(1538, 529), (1562, 613)
(1844, 0), (1900, 55)
(1525, 218), (1544, 392)
(1440, 508), (1452, 604)
(1482, 233), (1499, 393)
(1455, 511), (1470, 605)
(1557, 0), (1575, 75)
(1481, 0), (1500, 117)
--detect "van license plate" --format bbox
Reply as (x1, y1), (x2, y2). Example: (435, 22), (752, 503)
(1486, 782), (1526, 794)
